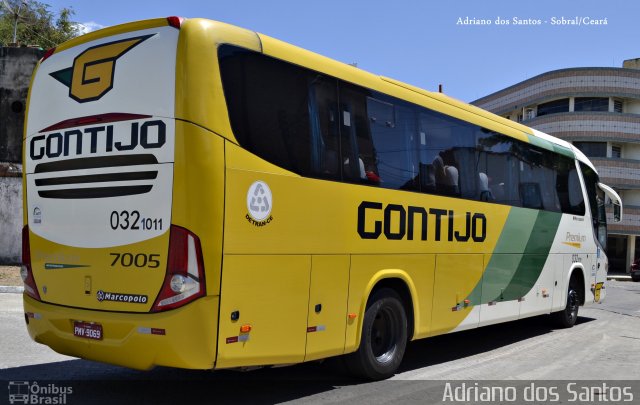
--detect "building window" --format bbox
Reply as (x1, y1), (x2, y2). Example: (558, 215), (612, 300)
(574, 97), (609, 112)
(614, 99), (623, 113)
(612, 145), (622, 158)
(536, 99), (569, 117)
(573, 142), (607, 158)
(524, 108), (535, 120)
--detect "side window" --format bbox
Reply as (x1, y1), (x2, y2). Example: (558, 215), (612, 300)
(218, 45), (340, 180)
(556, 159), (585, 215)
(337, 84), (378, 184)
(476, 131), (519, 206)
(308, 76), (341, 179)
(515, 146), (561, 211)
(580, 162), (607, 248)
(417, 111), (476, 198)
(219, 45), (589, 216)
(366, 96), (419, 191)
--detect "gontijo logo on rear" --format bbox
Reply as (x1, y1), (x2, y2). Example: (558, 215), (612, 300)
(25, 27), (177, 249)
(50, 34), (154, 103)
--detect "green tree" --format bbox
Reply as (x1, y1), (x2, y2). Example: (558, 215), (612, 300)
(0, 0), (79, 48)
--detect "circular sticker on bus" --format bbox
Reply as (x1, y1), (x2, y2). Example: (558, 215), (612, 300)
(247, 181), (273, 221)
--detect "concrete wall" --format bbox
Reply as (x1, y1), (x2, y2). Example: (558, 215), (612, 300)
(0, 47), (42, 163)
(0, 173), (22, 264)
(1, 47), (41, 264)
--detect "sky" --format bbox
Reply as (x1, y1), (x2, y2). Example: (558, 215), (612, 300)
(44, 0), (640, 103)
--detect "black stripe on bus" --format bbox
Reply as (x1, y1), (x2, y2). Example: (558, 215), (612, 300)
(38, 185), (153, 199)
(35, 171), (158, 186)
(34, 154), (158, 174)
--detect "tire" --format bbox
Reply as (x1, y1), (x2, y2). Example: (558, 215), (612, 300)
(552, 280), (580, 328)
(345, 288), (408, 380)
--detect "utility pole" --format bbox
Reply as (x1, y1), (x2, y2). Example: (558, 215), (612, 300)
(2, 0), (28, 45)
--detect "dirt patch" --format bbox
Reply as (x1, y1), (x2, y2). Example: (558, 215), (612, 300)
(0, 266), (22, 286)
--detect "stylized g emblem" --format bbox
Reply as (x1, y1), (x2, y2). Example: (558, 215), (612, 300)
(50, 34), (154, 103)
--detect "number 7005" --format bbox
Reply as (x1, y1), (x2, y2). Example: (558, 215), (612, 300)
(110, 253), (160, 268)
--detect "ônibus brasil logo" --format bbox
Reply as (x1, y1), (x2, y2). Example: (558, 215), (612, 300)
(8, 381), (73, 404)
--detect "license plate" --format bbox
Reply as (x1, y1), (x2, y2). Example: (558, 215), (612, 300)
(73, 321), (103, 340)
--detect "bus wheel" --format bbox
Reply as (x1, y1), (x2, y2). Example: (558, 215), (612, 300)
(552, 281), (580, 328)
(346, 288), (408, 380)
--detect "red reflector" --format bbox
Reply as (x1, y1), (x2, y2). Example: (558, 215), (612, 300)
(22, 226), (40, 301)
(167, 16), (184, 29)
(41, 47), (56, 62)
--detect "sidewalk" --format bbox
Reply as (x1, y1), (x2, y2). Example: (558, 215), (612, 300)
(0, 285), (23, 293)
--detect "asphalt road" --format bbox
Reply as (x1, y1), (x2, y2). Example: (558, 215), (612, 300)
(1, 280), (640, 404)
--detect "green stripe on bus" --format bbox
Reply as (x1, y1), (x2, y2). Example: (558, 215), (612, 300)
(498, 210), (562, 301)
(467, 208), (538, 305)
(467, 209), (562, 305)
(553, 143), (575, 158)
(527, 133), (575, 159)
(527, 135), (554, 152)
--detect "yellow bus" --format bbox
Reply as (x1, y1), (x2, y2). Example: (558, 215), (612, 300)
(22, 17), (622, 380)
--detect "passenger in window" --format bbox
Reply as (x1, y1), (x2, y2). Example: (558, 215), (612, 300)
(478, 172), (494, 202)
(365, 168), (381, 183)
(433, 155), (459, 195)
(343, 156), (365, 180)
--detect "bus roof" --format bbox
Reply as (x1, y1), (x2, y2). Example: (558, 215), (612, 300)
(47, 17), (587, 166)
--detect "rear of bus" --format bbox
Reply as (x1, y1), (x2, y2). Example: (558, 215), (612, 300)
(22, 17), (224, 369)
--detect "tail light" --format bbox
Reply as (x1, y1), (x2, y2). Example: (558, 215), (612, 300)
(151, 225), (205, 312)
(40, 47), (56, 62)
(167, 16), (184, 29)
(21, 226), (41, 301)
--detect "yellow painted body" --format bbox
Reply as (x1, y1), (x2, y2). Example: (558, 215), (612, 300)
(24, 17), (568, 371)
(24, 294), (218, 370)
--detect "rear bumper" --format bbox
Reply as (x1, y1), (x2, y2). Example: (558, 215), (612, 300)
(23, 294), (218, 370)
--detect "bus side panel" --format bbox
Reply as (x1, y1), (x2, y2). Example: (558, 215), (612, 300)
(344, 255), (434, 352)
(430, 254), (483, 335)
(172, 121), (225, 296)
(518, 255), (558, 318)
(216, 255), (310, 368)
(478, 254), (521, 327)
(304, 255), (350, 362)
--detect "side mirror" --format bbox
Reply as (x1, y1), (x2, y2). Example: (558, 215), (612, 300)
(613, 202), (621, 223)
(598, 182), (623, 223)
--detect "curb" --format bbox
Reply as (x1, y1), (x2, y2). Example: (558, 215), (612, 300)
(0, 286), (24, 294)
(607, 275), (633, 281)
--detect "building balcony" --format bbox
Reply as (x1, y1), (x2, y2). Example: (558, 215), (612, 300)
(607, 205), (640, 235)
(472, 67), (640, 115)
(523, 112), (640, 144)
(590, 158), (640, 190)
